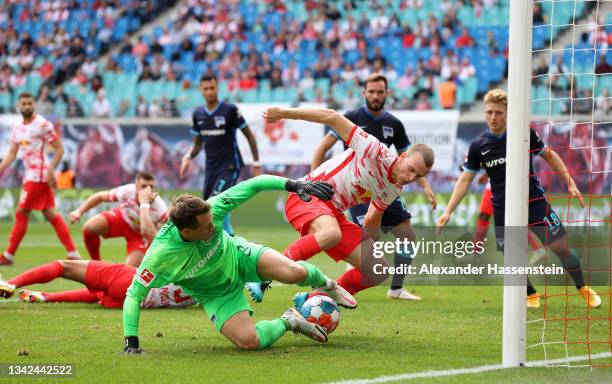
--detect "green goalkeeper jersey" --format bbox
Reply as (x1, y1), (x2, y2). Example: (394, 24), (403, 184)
(123, 175), (288, 336)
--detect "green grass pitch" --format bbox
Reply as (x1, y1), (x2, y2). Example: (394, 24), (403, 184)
(0, 223), (610, 383)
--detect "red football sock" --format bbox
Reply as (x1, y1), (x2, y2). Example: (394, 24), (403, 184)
(9, 261), (64, 287)
(282, 234), (322, 261)
(336, 267), (377, 295)
(83, 228), (101, 261)
(473, 217), (490, 244)
(42, 289), (99, 303)
(49, 215), (76, 252)
(7, 211), (29, 255)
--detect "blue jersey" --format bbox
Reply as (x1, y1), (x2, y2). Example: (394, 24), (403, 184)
(463, 129), (546, 209)
(329, 106), (410, 153)
(191, 101), (247, 173)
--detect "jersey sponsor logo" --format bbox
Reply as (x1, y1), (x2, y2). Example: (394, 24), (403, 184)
(382, 125), (394, 139)
(485, 157), (506, 167)
(201, 129), (226, 136)
(137, 268), (156, 286)
(185, 238), (222, 279)
(481, 149), (492, 155)
(214, 116), (226, 127)
(197, 121), (204, 125)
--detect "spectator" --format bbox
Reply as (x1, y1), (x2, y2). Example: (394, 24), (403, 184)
(66, 96), (84, 118)
(384, 63), (398, 82)
(414, 91), (432, 110)
(92, 89), (112, 117)
(299, 68), (315, 92)
(342, 88), (359, 110)
(595, 55), (612, 74)
(487, 31), (499, 54)
(282, 60), (300, 88)
(458, 57), (476, 82)
(239, 71), (257, 91)
(455, 28), (475, 48)
(398, 66), (417, 90)
(38, 58), (54, 79)
(81, 57), (98, 79)
(438, 76), (457, 109)
(533, 3), (546, 25)
(56, 161), (76, 190)
(368, 46), (387, 67)
(136, 95), (148, 117)
(36, 85), (54, 116)
(270, 68), (283, 88)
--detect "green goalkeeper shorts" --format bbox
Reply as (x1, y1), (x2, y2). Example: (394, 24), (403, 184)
(202, 236), (268, 332)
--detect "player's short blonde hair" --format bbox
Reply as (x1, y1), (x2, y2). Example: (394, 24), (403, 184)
(406, 143), (435, 168)
(483, 89), (507, 107)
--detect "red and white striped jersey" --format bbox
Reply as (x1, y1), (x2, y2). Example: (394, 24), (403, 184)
(305, 126), (401, 212)
(11, 114), (58, 183)
(141, 284), (195, 308)
(107, 183), (168, 231)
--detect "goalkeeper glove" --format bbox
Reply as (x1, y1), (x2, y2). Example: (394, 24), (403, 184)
(286, 179), (334, 202)
(122, 336), (143, 354)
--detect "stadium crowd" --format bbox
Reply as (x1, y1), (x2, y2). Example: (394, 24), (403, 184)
(0, 0), (609, 117)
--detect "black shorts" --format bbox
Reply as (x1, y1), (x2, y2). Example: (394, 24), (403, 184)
(493, 198), (567, 251)
(348, 197), (412, 232)
(203, 168), (241, 200)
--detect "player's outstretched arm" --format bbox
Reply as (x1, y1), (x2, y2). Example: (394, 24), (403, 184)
(69, 190), (112, 223)
(539, 149), (585, 208)
(311, 133), (339, 171)
(263, 107), (355, 142)
(0, 142), (18, 175)
(209, 175), (334, 219)
(122, 277), (152, 354)
(437, 171), (476, 233)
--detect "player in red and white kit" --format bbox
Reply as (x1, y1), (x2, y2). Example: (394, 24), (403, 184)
(259, 107), (435, 296)
(69, 172), (168, 267)
(0, 92), (80, 265)
(0, 259), (195, 309)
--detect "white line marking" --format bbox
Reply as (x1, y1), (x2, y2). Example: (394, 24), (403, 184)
(326, 352), (611, 384)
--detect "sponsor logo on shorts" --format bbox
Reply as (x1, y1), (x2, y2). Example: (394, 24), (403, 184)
(137, 268), (156, 286)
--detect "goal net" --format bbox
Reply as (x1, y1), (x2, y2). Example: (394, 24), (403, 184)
(525, 0), (611, 368)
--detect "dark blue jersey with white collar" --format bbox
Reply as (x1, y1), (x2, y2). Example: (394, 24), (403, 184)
(329, 106), (410, 153)
(463, 128), (546, 209)
(191, 101), (247, 173)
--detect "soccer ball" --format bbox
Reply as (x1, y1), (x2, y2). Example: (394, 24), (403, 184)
(298, 293), (341, 333)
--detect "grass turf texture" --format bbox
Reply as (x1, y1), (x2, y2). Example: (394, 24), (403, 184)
(0, 223), (610, 384)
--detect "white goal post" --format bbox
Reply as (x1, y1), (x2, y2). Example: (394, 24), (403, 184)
(503, 0), (533, 367)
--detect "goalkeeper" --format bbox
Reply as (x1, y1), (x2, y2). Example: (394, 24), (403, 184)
(122, 175), (356, 354)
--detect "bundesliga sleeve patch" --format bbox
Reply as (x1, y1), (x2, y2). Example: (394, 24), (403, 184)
(137, 269), (156, 287)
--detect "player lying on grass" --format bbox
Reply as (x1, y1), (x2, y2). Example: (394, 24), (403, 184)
(122, 175), (357, 354)
(0, 260), (195, 309)
(437, 89), (600, 309)
(247, 107), (435, 302)
(69, 172), (167, 267)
